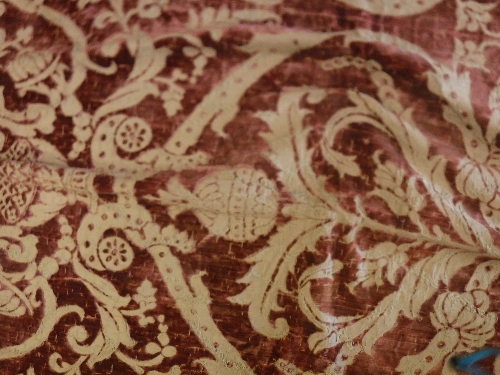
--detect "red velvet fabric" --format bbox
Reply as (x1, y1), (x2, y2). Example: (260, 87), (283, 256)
(1, 0), (500, 374)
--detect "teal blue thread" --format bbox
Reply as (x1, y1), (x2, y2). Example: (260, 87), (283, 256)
(451, 347), (500, 375)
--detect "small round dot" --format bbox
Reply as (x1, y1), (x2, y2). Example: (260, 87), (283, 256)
(166, 266), (172, 272)
(89, 256), (95, 261)
(473, 280), (480, 287)
(201, 326), (208, 331)
(159, 252), (165, 258)
(451, 92), (458, 99)
(415, 370), (422, 375)
(471, 140), (478, 147)
(58, 215), (68, 224)
(84, 241), (90, 248)
(485, 265), (492, 272)
(214, 342), (219, 348)
(437, 341), (445, 348)
(88, 224), (94, 230)
(175, 285), (181, 291)
(425, 356), (432, 362)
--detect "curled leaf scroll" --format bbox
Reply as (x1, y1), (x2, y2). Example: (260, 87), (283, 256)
(1, 1), (500, 374)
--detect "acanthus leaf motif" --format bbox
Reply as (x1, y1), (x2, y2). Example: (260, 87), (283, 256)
(229, 89), (340, 339)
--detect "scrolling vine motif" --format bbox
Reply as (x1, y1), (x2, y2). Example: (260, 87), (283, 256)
(0, 0), (500, 374)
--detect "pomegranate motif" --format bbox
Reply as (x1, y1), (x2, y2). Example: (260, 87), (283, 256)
(155, 168), (279, 242)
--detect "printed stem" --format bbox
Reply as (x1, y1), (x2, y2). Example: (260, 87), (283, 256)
(360, 214), (477, 251)
(149, 244), (255, 374)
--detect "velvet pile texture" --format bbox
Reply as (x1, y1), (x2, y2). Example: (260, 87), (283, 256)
(1, 0), (500, 374)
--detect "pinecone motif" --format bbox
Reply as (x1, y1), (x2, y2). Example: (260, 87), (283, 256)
(158, 168), (279, 242)
(0, 141), (36, 224)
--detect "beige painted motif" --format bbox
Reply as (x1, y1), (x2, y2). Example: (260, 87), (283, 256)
(1, 0), (500, 374)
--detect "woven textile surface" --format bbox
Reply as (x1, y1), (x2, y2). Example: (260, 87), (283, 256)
(1, 0), (500, 374)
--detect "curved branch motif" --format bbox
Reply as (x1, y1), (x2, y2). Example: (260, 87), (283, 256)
(271, 49), (500, 373)
(164, 32), (341, 155)
(344, 29), (489, 163)
(0, 276), (84, 360)
(298, 255), (360, 329)
(149, 244), (255, 375)
(72, 199), (255, 374)
(5, 0), (117, 95)
(230, 75), (499, 362)
(0, 87), (55, 137)
(321, 54), (500, 256)
(3, 1), (500, 373)
(308, 249), (480, 357)
(357, 91), (495, 251)
(233, 42), (500, 373)
(226, 88), (357, 339)
(91, 113), (208, 178)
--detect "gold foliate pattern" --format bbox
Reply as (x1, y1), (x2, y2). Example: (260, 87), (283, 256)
(1, 0), (500, 374)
